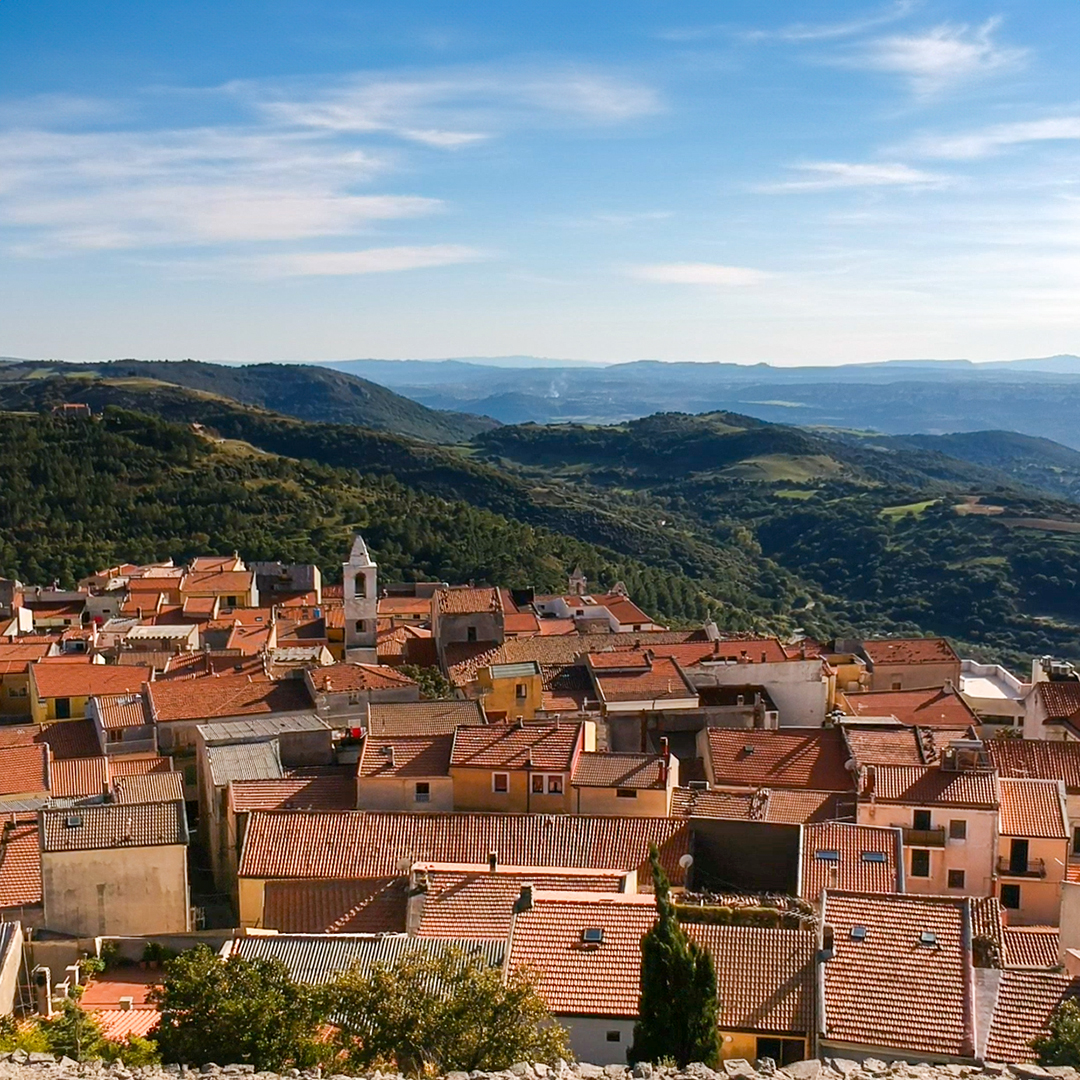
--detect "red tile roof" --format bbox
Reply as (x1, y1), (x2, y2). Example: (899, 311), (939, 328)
(841, 724), (969, 767)
(799, 822), (901, 901)
(41, 800), (187, 852)
(37, 720), (102, 760)
(436, 587), (503, 616)
(239, 811), (690, 884)
(1035, 681), (1080, 721)
(181, 570), (255, 594)
(91, 1009), (160, 1041)
(0, 818), (42, 907)
(998, 777), (1069, 839)
(148, 677), (311, 722)
(671, 787), (848, 824)
(705, 728), (855, 792)
(588, 655), (697, 704)
(366, 700), (485, 736)
(308, 663), (418, 693)
(862, 637), (959, 666)
(261, 878), (408, 934)
(988, 738), (1080, 792)
(414, 864), (626, 939)
(541, 664), (592, 712)
(450, 722), (582, 771)
(93, 692), (153, 730)
(821, 891), (971, 1057)
(985, 970), (1080, 1063)
(0, 744), (49, 795)
(842, 687), (977, 729)
(115, 771), (185, 804)
(377, 597), (432, 618)
(49, 756), (110, 798)
(504, 613), (541, 635)
(358, 734), (453, 778)
(1003, 926), (1061, 969)
(572, 752), (667, 790)
(108, 754), (174, 776)
(32, 664), (152, 701)
(230, 775), (356, 812)
(866, 764), (998, 808)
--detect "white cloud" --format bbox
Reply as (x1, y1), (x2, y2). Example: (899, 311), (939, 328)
(631, 263), (770, 286)
(225, 244), (486, 278)
(855, 18), (1026, 95)
(760, 161), (950, 193)
(910, 116), (1080, 159)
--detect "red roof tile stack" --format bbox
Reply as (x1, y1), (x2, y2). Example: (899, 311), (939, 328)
(0, 818), (43, 908)
(0, 744), (49, 796)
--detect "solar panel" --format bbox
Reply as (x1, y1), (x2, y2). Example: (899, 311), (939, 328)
(861, 851), (888, 863)
(814, 849), (840, 862)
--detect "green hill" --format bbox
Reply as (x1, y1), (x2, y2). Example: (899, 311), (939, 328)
(0, 359), (497, 444)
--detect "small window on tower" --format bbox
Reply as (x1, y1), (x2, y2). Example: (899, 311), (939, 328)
(355, 620), (366, 633)
(354, 573), (367, 599)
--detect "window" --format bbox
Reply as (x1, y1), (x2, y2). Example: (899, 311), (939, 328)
(912, 810), (932, 831)
(515, 683), (528, 700)
(892, 681), (902, 691)
(1073, 827), (1080, 857)
(467, 626), (477, 643)
(606, 1031), (621, 1044)
(755, 1038), (805, 1067)
(861, 851), (887, 863)
(947, 869), (965, 889)
(354, 573), (367, 599)
(910, 849), (931, 878)
(581, 927), (604, 944)
(492, 772), (509, 793)
(616, 788), (638, 799)
(54, 697), (71, 719)
(1001, 883), (1021, 910)
(532, 774), (545, 794)
(547, 775), (563, 795)
(226, 595), (237, 607)
(949, 819), (967, 841)
(354, 619), (366, 633)
(414, 782), (430, 804)
(815, 850), (840, 862)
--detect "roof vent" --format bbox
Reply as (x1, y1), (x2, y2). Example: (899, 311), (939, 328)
(919, 931), (938, 948)
(850, 925), (867, 942)
(581, 927), (604, 945)
(861, 851), (888, 863)
(64, 815), (83, 829)
(814, 849), (840, 862)
(742, 745), (755, 755)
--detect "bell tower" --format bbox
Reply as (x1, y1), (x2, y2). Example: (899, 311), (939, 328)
(343, 534), (378, 663)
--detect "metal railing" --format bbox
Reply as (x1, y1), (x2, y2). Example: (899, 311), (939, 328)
(997, 856), (1046, 878)
(903, 826), (947, 847)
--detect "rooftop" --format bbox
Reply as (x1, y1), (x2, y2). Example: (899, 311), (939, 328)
(865, 764), (998, 809)
(358, 733), (454, 778)
(206, 741), (284, 788)
(984, 970), (1080, 1063)
(49, 755), (110, 798)
(997, 777), (1069, 839)
(450, 722), (583, 771)
(366, 699), (486, 736)
(799, 821), (902, 901)
(989, 738), (1080, 792)
(0, 818), (42, 907)
(0, 744), (49, 796)
(1002, 926), (1061, 970)
(93, 692), (153, 731)
(1035, 680), (1080, 721)
(571, 751), (669, 789)
(588, 655), (697, 704)
(32, 664), (152, 700)
(149, 677), (312, 723)
(862, 637), (960, 666)
(308, 663), (418, 693)
(114, 771), (185, 804)
(841, 687), (978, 729)
(41, 799), (188, 852)
(705, 727), (855, 792)
(230, 774), (357, 812)
(435, 586), (503, 616)
(262, 878), (409, 934)
(671, 786), (848, 824)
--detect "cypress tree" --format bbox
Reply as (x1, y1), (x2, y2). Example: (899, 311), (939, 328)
(629, 846), (720, 1067)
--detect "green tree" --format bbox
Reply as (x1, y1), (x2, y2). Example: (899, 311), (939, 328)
(630, 846), (720, 1067)
(326, 945), (570, 1073)
(398, 664), (455, 701)
(43, 994), (106, 1062)
(149, 945), (324, 1070)
(1034, 998), (1080, 1065)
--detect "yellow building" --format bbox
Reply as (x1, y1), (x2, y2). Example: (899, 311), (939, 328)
(571, 749), (678, 816)
(29, 662), (153, 723)
(180, 569), (259, 609)
(476, 660), (543, 721)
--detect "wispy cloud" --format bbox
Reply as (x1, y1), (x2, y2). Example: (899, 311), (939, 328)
(760, 161), (950, 193)
(631, 263), (770, 286)
(853, 17), (1027, 96)
(910, 116), (1080, 159)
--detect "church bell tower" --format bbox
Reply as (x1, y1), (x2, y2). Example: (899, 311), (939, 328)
(343, 534), (378, 663)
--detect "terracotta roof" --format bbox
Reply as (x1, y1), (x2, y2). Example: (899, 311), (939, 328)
(115, 771), (185, 804)
(862, 637), (959, 666)
(0, 745), (49, 795)
(655, 638), (792, 666)
(506, 892), (815, 1031)
(230, 775), (357, 812)
(671, 787), (848, 824)
(93, 692), (153, 730)
(572, 752), (667, 789)
(49, 756), (110, 798)
(239, 811), (689, 883)
(436, 586), (503, 617)
(588, 655), (697, 704)
(0, 643), (52, 671)
(970, 896), (1005, 964)
(189, 555), (243, 572)
(366, 700), (486, 736)
(377, 597), (432, 617)
(998, 777), (1069, 839)
(225, 623), (273, 654)
(450, 722), (582, 770)
(504, 613), (541, 635)
(158, 652), (267, 681)
(799, 822), (901, 901)
(261, 878), (408, 934)
(108, 754), (174, 776)
(989, 738), (1080, 791)
(821, 891), (971, 1057)
(866, 764), (998, 809)
(705, 728), (854, 792)
(414, 864), (626, 939)
(0, 818), (42, 907)
(41, 800), (188, 852)
(358, 734), (453, 778)
(841, 687), (977, 729)
(541, 664), (592, 712)
(181, 570), (255, 594)
(1035, 681), (1080, 721)
(841, 724), (969, 767)
(37, 720), (101, 760)
(148, 677), (311, 722)
(31, 664), (152, 701)
(308, 663), (418, 693)
(1003, 926), (1061, 969)
(91, 1009), (160, 1041)
(181, 595), (219, 616)
(985, 970), (1080, 1063)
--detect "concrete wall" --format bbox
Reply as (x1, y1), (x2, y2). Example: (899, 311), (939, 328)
(573, 785), (671, 817)
(558, 1015), (636, 1065)
(0, 922), (24, 1015)
(868, 660), (961, 692)
(686, 659), (828, 727)
(997, 836), (1067, 926)
(41, 844), (190, 936)
(450, 766), (572, 814)
(356, 775), (454, 811)
(436, 611), (504, 649)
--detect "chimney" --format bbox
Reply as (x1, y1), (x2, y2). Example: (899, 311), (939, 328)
(488, 850), (498, 873)
(386, 745), (395, 768)
(118, 996), (134, 1012)
(32, 966), (51, 1018)
(515, 882), (535, 911)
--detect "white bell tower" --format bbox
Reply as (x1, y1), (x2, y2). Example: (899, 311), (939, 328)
(343, 534), (378, 663)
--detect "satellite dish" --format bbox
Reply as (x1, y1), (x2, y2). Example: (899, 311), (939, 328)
(679, 854), (694, 869)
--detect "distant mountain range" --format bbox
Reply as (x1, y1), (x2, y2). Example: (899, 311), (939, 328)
(318, 354), (1080, 447)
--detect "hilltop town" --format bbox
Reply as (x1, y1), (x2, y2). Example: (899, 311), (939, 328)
(0, 535), (1079, 1067)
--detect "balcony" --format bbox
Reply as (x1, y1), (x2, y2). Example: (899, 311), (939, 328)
(997, 856), (1046, 879)
(903, 826), (947, 847)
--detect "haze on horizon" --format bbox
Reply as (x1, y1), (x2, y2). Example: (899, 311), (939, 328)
(0, 0), (1077, 366)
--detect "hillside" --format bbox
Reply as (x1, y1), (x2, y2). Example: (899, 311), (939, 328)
(0, 359), (496, 444)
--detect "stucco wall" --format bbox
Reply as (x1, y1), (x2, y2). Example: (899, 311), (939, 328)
(559, 1015), (635, 1065)
(687, 659), (828, 727)
(41, 844), (190, 936)
(356, 776), (454, 811)
(573, 785), (671, 817)
(450, 767), (572, 813)
(0, 922), (24, 1015)
(868, 660), (960, 692)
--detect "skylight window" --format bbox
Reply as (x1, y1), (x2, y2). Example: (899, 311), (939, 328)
(850, 925), (867, 941)
(861, 851), (887, 863)
(815, 849), (840, 862)
(64, 815), (83, 829)
(581, 927), (604, 944)
(919, 931), (938, 947)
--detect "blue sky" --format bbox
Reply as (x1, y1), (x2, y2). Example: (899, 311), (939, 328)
(0, 1), (1077, 364)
